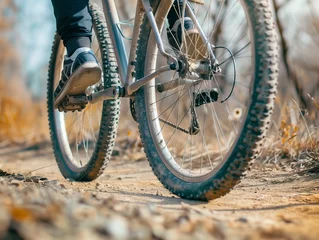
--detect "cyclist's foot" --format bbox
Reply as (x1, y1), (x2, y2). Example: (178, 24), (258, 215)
(167, 17), (208, 61)
(54, 47), (101, 109)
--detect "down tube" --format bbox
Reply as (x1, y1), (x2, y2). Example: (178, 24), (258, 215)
(102, 0), (128, 83)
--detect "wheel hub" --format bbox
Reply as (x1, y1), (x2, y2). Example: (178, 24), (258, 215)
(177, 55), (217, 80)
(177, 55), (190, 78)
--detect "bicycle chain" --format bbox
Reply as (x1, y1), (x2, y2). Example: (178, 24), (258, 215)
(158, 117), (190, 134)
(130, 99), (190, 133)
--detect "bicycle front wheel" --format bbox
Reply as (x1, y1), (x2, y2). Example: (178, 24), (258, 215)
(135, 0), (278, 200)
(47, 4), (120, 181)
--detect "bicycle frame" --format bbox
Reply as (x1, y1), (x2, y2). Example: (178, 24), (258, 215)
(89, 0), (217, 104)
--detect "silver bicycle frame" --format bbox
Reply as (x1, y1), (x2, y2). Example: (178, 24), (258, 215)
(102, 0), (129, 83)
(101, 0), (177, 92)
(89, 0), (216, 102)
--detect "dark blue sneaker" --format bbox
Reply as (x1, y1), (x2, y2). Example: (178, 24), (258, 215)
(54, 47), (102, 109)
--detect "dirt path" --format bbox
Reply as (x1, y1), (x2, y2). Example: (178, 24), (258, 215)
(1, 147), (319, 239)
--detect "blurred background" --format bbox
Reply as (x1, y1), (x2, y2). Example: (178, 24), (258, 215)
(0, 0), (318, 162)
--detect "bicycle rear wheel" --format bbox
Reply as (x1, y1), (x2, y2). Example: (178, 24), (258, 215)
(47, 4), (120, 181)
(135, 0), (278, 200)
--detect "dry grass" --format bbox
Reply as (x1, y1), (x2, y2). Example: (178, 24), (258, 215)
(262, 97), (319, 170)
(0, 78), (317, 168)
(0, 80), (49, 147)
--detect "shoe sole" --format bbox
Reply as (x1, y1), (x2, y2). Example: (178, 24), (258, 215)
(54, 62), (102, 109)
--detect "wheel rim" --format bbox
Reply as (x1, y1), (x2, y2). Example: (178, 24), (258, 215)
(144, 0), (255, 181)
(52, 29), (105, 170)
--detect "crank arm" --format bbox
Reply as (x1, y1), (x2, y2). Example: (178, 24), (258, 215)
(127, 65), (173, 95)
(89, 64), (175, 104)
(88, 86), (124, 104)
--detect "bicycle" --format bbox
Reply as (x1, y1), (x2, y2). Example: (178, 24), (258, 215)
(47, 0), (279, 201)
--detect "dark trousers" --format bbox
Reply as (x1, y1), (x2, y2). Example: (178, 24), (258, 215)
(51, 0), (92, 55)
(51, 0), (187, 55)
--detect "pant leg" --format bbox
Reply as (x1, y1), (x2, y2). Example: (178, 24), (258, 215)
(51, 0), (92, 55)
(167, 1), (193, 29)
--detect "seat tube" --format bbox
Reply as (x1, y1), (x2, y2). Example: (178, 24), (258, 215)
(102, 0), (128, 83)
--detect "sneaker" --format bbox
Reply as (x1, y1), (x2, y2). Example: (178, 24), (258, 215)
(167, 17), (208, 60)
(54, 47), (102, 109)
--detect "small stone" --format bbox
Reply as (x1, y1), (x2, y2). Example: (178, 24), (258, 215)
(152, 225), (166, 239)
(105, 216), (129, 239)
(45, 180), (59, 186)
(112, 149), (121, 156)
(147, 203), (158, 214)
(30, 176), (47, 183)
(13, 174), (25, 181)
(39, 177), (49, 182)
(25, 177), (33, 182)
(9, 180), (21, 187)
(236, 217), (248, 223)
(0, 169), (6, 176)
(102, 175), (111, 180)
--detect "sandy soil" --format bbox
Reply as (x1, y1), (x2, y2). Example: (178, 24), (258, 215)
(0, 146), (318, 240)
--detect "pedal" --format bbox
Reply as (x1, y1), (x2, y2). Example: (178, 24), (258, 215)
(193, 88), (218, 107)
(57, 95), (89, 112)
